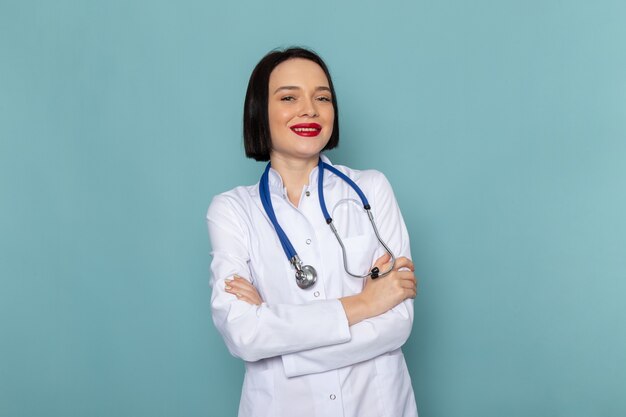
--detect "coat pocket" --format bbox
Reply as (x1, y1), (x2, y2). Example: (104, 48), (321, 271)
(340, 233), (378, 278)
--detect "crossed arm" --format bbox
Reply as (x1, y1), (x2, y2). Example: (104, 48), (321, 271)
(225, 253), (416, 326)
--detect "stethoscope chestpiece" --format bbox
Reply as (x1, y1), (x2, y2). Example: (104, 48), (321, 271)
(295, 265), (317, 289)
(291, 255), (317, 289)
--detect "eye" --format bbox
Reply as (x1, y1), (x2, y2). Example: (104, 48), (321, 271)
(317, 96), (332, 102)
(280, 96), (296, 101)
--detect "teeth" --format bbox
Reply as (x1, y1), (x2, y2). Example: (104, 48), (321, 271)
(293, 127), (319, 132)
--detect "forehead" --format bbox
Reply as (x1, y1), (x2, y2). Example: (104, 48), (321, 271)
(269, 58), (330, 88)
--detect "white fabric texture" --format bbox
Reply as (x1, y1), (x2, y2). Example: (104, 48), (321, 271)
(207, 155), (418, 417)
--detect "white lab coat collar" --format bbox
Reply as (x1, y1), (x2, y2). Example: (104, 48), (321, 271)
(267, 154), (336, 196)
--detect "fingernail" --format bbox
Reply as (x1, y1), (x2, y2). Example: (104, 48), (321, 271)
(236, 293), (242, 298)
(225, 285), (232, 290)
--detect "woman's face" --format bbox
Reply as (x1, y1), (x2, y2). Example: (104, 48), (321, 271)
(267, 58), (335, 163)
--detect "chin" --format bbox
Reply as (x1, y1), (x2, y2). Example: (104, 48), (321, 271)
(296, 146), (326, 158)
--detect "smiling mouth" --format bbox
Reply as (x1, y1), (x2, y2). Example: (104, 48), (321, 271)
(290, 123), (322, 137)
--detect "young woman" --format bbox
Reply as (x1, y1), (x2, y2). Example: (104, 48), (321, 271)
(207, 47), (418, 417)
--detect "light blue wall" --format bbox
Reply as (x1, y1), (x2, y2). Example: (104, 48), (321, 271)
(1, 1), (625, 416)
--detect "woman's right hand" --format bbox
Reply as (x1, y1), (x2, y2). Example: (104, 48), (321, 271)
(225, 275), (264, 305)
(340, 253), (417, 326)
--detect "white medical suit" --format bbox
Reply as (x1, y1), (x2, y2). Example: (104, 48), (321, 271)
(206, 155), (418, 417)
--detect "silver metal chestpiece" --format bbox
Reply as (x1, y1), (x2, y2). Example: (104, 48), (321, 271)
(291, 255), (317, 289)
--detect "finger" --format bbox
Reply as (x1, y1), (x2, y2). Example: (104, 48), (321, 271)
(226, 288), (262, 305)
(231, 276), (254, 286)
(225, 278), (264, 301)
(377, 257), (414, 276)
(235, 294), (262, 305)
(394, 273), (414, 286)
(392, 270), (415, 281)
(396, 269), (415, 279)
(398, 279), (417, 291)
(226, 279), (255, 291)
(405, 277), (418, 296)
(401, 283), (417, 298)
(372, 253), (391, 269)
(392, 257), (414, 272)
(226, 285), (260, 301)
(395, 272), (414, 283)
(238, 292), (261, 304)
(226, 278), (258, 295)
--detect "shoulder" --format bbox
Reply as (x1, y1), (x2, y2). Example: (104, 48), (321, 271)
(206, 184), (258, 222)
(330, 163), (400, 218)
(331, 162), (392, 192)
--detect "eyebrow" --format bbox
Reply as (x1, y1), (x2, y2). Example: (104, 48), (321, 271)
(273, 86), (331, 94)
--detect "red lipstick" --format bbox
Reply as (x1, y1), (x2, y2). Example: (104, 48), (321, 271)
(290, 123), (322, 137)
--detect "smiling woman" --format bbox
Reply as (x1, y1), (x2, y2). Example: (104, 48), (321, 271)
(206, 47), (419, 417)
(267, 58), (335, 194)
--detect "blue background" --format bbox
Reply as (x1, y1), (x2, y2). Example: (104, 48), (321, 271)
(1, 1), (625, 416)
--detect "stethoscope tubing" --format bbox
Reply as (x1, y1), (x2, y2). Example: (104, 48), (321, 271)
(259, 158), (396, 287)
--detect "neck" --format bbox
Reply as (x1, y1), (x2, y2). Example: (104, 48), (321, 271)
(270, 153), (320, 206)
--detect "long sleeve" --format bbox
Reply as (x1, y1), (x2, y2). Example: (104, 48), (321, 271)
(281, 172), (414, 377)
(207, 194), (351, 363)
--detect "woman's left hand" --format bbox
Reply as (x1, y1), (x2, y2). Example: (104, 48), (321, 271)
(225, 276), (264, 305)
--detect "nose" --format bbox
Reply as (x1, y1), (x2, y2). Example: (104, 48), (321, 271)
(298, 96), (318, 118)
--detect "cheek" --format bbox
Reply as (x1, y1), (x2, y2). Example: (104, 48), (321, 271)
(268, 110), (284, 132)
(269, 113), (291, 135)
(268, 103), (294, 122)
(324, 108), (335, 133)
(268, 112), (292, 146)
(323, 106), (335, 123)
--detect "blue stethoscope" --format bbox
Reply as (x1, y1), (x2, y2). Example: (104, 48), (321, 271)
(259, 158), (396, 289)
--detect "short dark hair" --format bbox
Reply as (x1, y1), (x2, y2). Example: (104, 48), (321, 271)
(243, 47), (340, 161)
